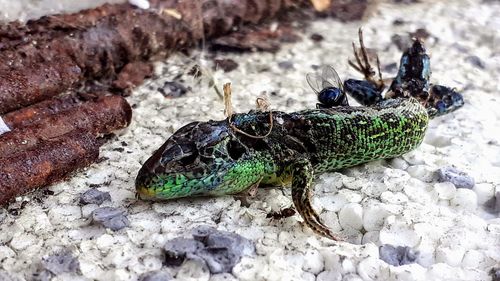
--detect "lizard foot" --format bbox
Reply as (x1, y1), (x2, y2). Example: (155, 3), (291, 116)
(344, 28), (385, 106)
(234, 177), (262, 207)
(348, 28), (384, 90)
(291, 158), (342, 241)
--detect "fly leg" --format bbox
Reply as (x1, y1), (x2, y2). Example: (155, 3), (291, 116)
(291, 158), (341, 241)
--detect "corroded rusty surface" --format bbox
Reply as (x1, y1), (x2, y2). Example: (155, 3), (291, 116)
(0, 95), (131, 158)
(0, 0), (317, 114)
(0, 131), (99, 205)
(2, 94), (85, 129)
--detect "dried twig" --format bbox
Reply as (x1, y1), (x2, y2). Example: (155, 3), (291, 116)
(224, 83), (274, 139)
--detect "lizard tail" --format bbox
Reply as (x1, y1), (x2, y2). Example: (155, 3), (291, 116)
(291, 158), (342, 241)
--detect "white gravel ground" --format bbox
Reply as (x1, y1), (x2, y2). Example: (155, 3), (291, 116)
(1, 0), (500, 280)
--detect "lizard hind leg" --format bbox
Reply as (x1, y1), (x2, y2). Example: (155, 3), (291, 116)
(291, 158), (342, 241)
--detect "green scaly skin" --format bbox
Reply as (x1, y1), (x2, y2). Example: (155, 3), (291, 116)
(136, 98), (428, 240)
(136, 37), (463, 240)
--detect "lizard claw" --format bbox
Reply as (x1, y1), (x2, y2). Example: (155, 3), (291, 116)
(291, 158), (342, 241)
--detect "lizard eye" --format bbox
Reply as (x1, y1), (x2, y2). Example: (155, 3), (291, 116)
(179, 151), (198, 165)
(227, 140), (246, 160)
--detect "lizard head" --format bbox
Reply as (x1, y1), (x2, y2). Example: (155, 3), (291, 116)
(135, 120), (267, 200)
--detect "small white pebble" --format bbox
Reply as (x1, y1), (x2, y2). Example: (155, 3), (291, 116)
(406, 165), (433, 182)
(96, 234), (115, 252)
(435, 246), (466, 267)
(48, 205), (82, 224)
(357, 257), (389, 281)
(388, 158), (409, 170)
(380, 191), (408, 204)
(342, 177), (363, 190)
(424, 131), (451, 147)
(0, 117), (11, 135)
(434, 182), (456, 200)
(209, 273), (237, 281)
(79, 258), (106, 280)
(320, 250), (341, 272)
(317, 194), (347, 212)
(339, 203), (363, 230)
(379, 221), (420, 247)
(461, 249), (484, 268)
(317, 271), (341, 281)
(0, 246), (15, 260)
(341, 259), (356, 274)
(232, 257), (262, 281)
(362, 231), (380, 245)
(9, 232), (35, 251)
(302, 249), (324, 275)
(473, 183), (494, 205)
(129, 0), (150, 9)
(390, 263), (426, 281)
(426, 263), (461, 280)
(450, 189), (477, 211)
(342, 275), (364, 281)
(363, 205), (390, 231)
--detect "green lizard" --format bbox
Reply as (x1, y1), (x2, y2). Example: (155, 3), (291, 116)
(135, 31), (463, 240)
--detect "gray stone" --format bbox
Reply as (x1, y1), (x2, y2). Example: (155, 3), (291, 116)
(379, 244), (419, 266)
(138, 270), (172, 281)
(41, 250), (80, 275)
(91, 207), (130, 231)
(164, 226), (255, 274)
(164, 238), (204, 266)
(79, 189), (111, 205)
(436, 166), (475, 189)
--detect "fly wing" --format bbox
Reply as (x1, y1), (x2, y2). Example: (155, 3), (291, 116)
(306, 72), (324, 94)
(321, 65), (344, 92)
(307, 65), (344, 94)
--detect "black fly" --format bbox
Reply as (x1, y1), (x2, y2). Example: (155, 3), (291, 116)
(306, 65), (349, 109)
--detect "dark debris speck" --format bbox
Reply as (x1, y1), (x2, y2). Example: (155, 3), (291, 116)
(391, 34), (413, 52)
(436, 166), (475, 189)
(91, 207), (129, 231)
(32, 270), (52, 281)
(213, 58), (239, 73)
(163, 225), (255, 274)
(490, 268), (500, 281)
(409, 28), (431, 40)
(392, 18), (406, 25)
(393, 0), (420, 3)
(485, 191), (500, 214)
(277, 61), (295, 70)
(383, 62), (399, 74)
(158, 81), (189, 98)
(79, 189), (111, 205)
(379, 244), (419, 266)
(465, 55), (486, 69)
(310, 33), (324, 42)
(138, 270), (172, 281)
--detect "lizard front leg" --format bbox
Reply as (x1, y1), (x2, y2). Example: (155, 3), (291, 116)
(291, 158), (341, 241)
